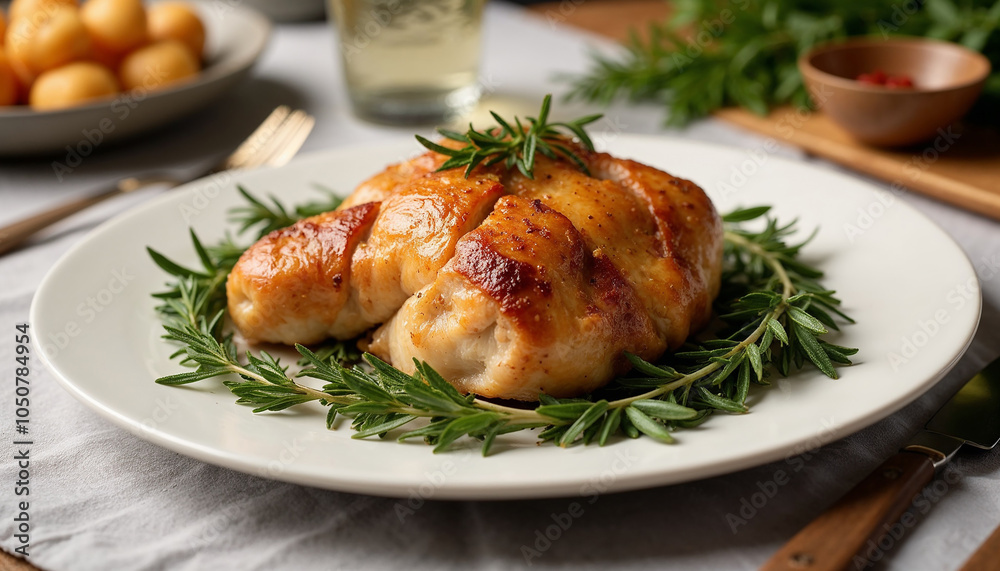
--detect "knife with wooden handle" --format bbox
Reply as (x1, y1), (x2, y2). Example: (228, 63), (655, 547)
(762, 356), (1000, 571)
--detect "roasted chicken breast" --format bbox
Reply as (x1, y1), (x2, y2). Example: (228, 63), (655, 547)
(226, 142), (723, 400)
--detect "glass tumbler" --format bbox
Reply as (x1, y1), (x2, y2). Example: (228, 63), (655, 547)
(328, 0), (486, 125)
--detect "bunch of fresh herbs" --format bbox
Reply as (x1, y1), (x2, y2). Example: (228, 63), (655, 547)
(565, 0), (1000, 126)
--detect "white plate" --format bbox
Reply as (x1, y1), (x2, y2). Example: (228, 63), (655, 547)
(0, 1), (271, 156)
(31, 135), (981, 499)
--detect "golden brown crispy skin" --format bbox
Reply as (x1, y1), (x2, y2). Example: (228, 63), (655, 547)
(226, 203), (379, 344)
(350, 171), (505, 325)
(228, 170), (505, 345)
(370, 196), (661, 400)
(584, 152), (723, 333)
(499, 151), (721, 348)
(227, 140), (724, 400)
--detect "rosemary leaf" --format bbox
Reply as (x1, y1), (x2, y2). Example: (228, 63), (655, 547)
(417, 94), (602, 179)
(630, 399), (698, 421)
(624, 406), (675, 443)
(559, 400), (610, 447)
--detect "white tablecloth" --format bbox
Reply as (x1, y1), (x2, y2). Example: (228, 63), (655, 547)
(3, 3), (1000, 570)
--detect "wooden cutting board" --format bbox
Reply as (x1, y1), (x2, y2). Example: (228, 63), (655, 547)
(529, 0), (1000, 220)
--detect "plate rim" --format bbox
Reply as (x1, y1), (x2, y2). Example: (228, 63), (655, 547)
(29, 134), (983, 499)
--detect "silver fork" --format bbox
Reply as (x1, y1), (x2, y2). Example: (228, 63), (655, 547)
(0, 105), (316, 256)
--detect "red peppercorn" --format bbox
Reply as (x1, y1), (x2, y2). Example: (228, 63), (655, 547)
(885, 75), (914, 88)
(856, 69), (888, 85)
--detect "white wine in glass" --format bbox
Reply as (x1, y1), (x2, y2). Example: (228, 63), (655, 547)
(329, 0), (486, 124)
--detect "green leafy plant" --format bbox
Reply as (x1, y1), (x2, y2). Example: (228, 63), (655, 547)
(229, 184), (344, 237)
(148, 190), (856, 455)
(416, 94), (603, 178)
(565, 0), (1000, 126)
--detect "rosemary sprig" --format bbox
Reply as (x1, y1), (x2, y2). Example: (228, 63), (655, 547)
(416, 94), (603, 179)
(229, 184), (344, 238)
(149, 188), (856, 455)
(148, 229), (233, 339)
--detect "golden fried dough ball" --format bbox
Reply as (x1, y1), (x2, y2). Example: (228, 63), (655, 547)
(5, 7), (90, 75)
(0, 49), (19, 105)
(9, 0), (78, 23)
(0, 11), (7, 45)
(5, 15), (33, 67)
(118, 39), (197, 91)
(147, 2), (204, 59)
(80, 0), (147, 56)
(29, 61), (118, 109)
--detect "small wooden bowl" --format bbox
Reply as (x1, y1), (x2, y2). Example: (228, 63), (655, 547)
(798, 37), (991, 147)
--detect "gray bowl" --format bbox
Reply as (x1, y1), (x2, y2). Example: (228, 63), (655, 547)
(0, 1), (272, 157)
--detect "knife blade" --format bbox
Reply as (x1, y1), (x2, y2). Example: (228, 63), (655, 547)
(762, 356), (1000, 571)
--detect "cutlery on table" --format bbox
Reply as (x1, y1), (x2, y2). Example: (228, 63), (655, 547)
(0, 105), (315, 257)
(762, 356), (1000, 571)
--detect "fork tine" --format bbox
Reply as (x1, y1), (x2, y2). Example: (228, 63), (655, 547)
(264, 114), (315, 167)
(240, 110), (313, 170)
(220, 105), (291, 171)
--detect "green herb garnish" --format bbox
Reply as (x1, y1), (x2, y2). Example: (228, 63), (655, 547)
(565, 0), (1000, 126)
(415, 94), (603, 179)
(148, 188), (856, 455)
(229, 184), (344, 237)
